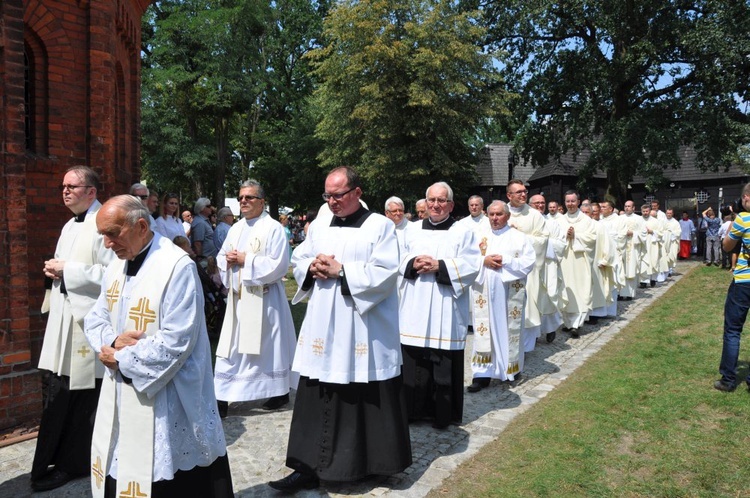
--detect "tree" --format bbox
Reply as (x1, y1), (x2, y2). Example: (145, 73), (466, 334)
(141, 0), (267, 207)
(233, 0), (330, 217)
(309, 0), (510, 209)
(478, 0), (750, 203)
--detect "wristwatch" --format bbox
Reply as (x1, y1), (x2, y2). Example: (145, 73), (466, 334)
(338, 267), (345, 279)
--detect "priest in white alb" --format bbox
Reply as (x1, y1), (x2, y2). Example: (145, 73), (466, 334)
(554, 191), (599, 336)
(399, 182), (481, 429)
(32, 166), (115, 492)
(84, 196), (232, 498)
(620, 201), (647, 299)
(214, 180), (298, 416)
(506, 182), (556, 348)
(467, 201), (535, 392)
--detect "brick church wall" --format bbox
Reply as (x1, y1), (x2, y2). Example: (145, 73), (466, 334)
(0, 0), (151, 430)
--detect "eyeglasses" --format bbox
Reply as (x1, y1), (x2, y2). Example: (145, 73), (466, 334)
(426, 197), (450, 205)
(387, 209), (405, 214)
(60, 184), (92, 192)
(322, 186), (356, 201)
(136, 195), (149, 200)
(238, 195), (263, 202)
(509, 189), (528, 196)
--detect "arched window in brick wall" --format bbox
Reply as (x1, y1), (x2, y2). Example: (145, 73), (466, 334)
(23, 32), (48, 155)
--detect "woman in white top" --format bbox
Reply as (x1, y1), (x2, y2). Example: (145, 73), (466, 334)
(154, 193), (186, 242)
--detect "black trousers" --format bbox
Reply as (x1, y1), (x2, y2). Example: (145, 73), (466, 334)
(31, 373), (101, 480)
(401, 345), (464, 427)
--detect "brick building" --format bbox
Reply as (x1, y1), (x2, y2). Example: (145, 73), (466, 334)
(0, 0), (151, 430)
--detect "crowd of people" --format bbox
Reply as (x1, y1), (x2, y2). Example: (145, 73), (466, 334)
(33, 164), (743, 496)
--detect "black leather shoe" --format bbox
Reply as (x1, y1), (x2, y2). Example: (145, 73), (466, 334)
(546, 331), (556, 343)
(467, 377), (490, 393)
(31, 468), (76, 492)
(714, 380), (736, 392)
(217, 400), (228, 419)
(570, 328), (580, 338)
(587, 317), (599, 325)
(269, 471), (319, 492)
(262, 393), (289, 411)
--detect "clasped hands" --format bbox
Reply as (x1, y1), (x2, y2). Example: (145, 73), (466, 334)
(99, 330), (145, 371)
(310, 254), (342, 280)
(484, 254), (503, 270)
(225, 250), (246, 267)
(413, 255), (439, 274)
(43, 259), (65, 279)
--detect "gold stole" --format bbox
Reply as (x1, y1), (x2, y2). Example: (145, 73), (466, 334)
(91, 250), (183, 498)
(216, 214), (270, 358)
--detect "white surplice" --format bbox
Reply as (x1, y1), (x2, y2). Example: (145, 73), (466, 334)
(621, 213), (647, 298)
(291, 210), (402, 384)
(84, 233), (227, 482)
(398, 219), (481, 351)
(214, 213), (298, 401)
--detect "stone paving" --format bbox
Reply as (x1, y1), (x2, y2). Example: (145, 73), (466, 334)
(0, 261), (698, 498)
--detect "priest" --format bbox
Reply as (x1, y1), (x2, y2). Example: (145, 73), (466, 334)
(468, 201), (535, 391)
(32, 166), (115, 492)
(214, 180), (298, 416)
(620, 201), (647, 299)
(270, 166), (411, 492)
(84, 195), (232, 498)
(506, 181), (555, 348)
(399, 182), (481, 429)
(553, 191), (598, 336)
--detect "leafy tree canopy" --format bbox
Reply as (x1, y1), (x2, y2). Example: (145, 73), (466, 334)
(308, 0), (512, 209)
(477, 0), (750, 203)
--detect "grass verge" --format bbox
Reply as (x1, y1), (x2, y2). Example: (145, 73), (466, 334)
(430, 266), (750, 498)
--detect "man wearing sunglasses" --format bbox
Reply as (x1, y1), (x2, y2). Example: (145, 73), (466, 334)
(213, 180), (297, 417)
(32, 166), (115, 492)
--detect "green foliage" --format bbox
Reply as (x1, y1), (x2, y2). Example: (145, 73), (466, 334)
(141, 0), (328, 214)
(479, 0), (750, 204)
(309, 0), (511, 209)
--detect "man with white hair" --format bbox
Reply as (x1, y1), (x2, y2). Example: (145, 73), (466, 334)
(213, 206), (234, 251)
(399, 182), (481, 429)
(414, 199), (428, 220)
(468, 201), (535, 392)
(456, 195), (490, 232)
(85, 195), (232, 497)
(385, 196), (409, 253)
(191, 197), (218, 259)
(129, 183), (158, 231)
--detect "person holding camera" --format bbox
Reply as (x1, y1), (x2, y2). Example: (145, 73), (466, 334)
(715, 183), (750, 392)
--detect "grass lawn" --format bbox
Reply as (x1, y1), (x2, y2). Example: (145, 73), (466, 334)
(430, 266), (750, 498)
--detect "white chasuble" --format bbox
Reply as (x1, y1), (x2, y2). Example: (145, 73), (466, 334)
(554, 210), (598, 316)
(291, 210), (402, 384)
(508, 205), (549, 331)
(38, 200), (114, 389)
(398, 219), (481, 351)
(470, 226), (535, 380)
